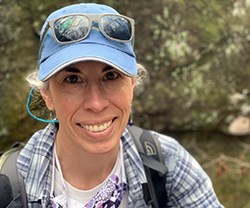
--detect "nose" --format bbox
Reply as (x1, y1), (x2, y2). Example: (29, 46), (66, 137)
(83, 82), (109, 113)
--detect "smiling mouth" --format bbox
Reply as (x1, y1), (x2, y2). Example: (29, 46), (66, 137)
(77, 119), (114, 133)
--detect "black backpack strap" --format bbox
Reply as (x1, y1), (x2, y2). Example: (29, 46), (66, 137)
(0, 143), (27, 208)
(127, 125), (168, 208)
(0, 174), (13, 208)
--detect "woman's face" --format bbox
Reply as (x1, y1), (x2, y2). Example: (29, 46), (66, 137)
(41, 61), (135, 155)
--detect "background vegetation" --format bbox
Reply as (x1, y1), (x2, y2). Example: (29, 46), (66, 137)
(0, 0), (250, 207)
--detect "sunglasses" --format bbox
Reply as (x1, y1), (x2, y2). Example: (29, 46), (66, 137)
(41, 13), (135, 45)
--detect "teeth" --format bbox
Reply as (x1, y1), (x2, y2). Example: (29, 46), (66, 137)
(80, 120), (112, 132)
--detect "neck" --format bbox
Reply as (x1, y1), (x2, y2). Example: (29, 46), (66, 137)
(55, 138), (119, 190)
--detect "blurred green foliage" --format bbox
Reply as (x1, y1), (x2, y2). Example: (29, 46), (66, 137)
(0, 0), (250, 207)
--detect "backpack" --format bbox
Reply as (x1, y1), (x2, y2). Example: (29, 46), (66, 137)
(0, 125), (168, 208)
(0, 143), (26, 208)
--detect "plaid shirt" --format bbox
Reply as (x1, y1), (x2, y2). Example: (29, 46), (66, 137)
(17, 123), (224, 207)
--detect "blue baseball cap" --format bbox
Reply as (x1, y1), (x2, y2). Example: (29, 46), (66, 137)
(38, 3), (137, 81)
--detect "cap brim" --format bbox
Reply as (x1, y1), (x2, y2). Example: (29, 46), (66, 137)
(38, 43), (137, 81)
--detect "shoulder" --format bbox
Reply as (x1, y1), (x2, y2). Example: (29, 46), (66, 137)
(150, 131), (223, 206)
(149, 131), (188, 167)
(150, 130), (208, 179)
(17, 124), (57, 177)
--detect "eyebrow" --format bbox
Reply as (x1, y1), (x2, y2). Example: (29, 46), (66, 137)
(64, 65), (115, 73)
(103, 65), (114, 72)
(65, 67), (81, 73)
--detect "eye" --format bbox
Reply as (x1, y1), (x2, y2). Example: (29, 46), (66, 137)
(103, 71), (120, 81)
(64, 75), (82, 84)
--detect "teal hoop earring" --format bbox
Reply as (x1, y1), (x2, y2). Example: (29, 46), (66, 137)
(26, 88), (58, 123)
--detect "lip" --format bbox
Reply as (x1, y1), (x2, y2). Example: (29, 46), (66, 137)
(76, 117), (117, 136)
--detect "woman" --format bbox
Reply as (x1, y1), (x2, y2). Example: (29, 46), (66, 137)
(17, 3), (224, 207)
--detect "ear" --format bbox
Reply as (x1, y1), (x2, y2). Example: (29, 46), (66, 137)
(40, 89), (55, 111)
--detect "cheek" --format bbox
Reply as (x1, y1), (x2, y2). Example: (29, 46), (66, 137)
(53, 95), (79, 116)
(114, 84), (134, 110)
(47, 88), (80, 120)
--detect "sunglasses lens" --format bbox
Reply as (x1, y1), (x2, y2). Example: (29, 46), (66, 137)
(100, 16), (132, 41)
(54, 16), (90, 42)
